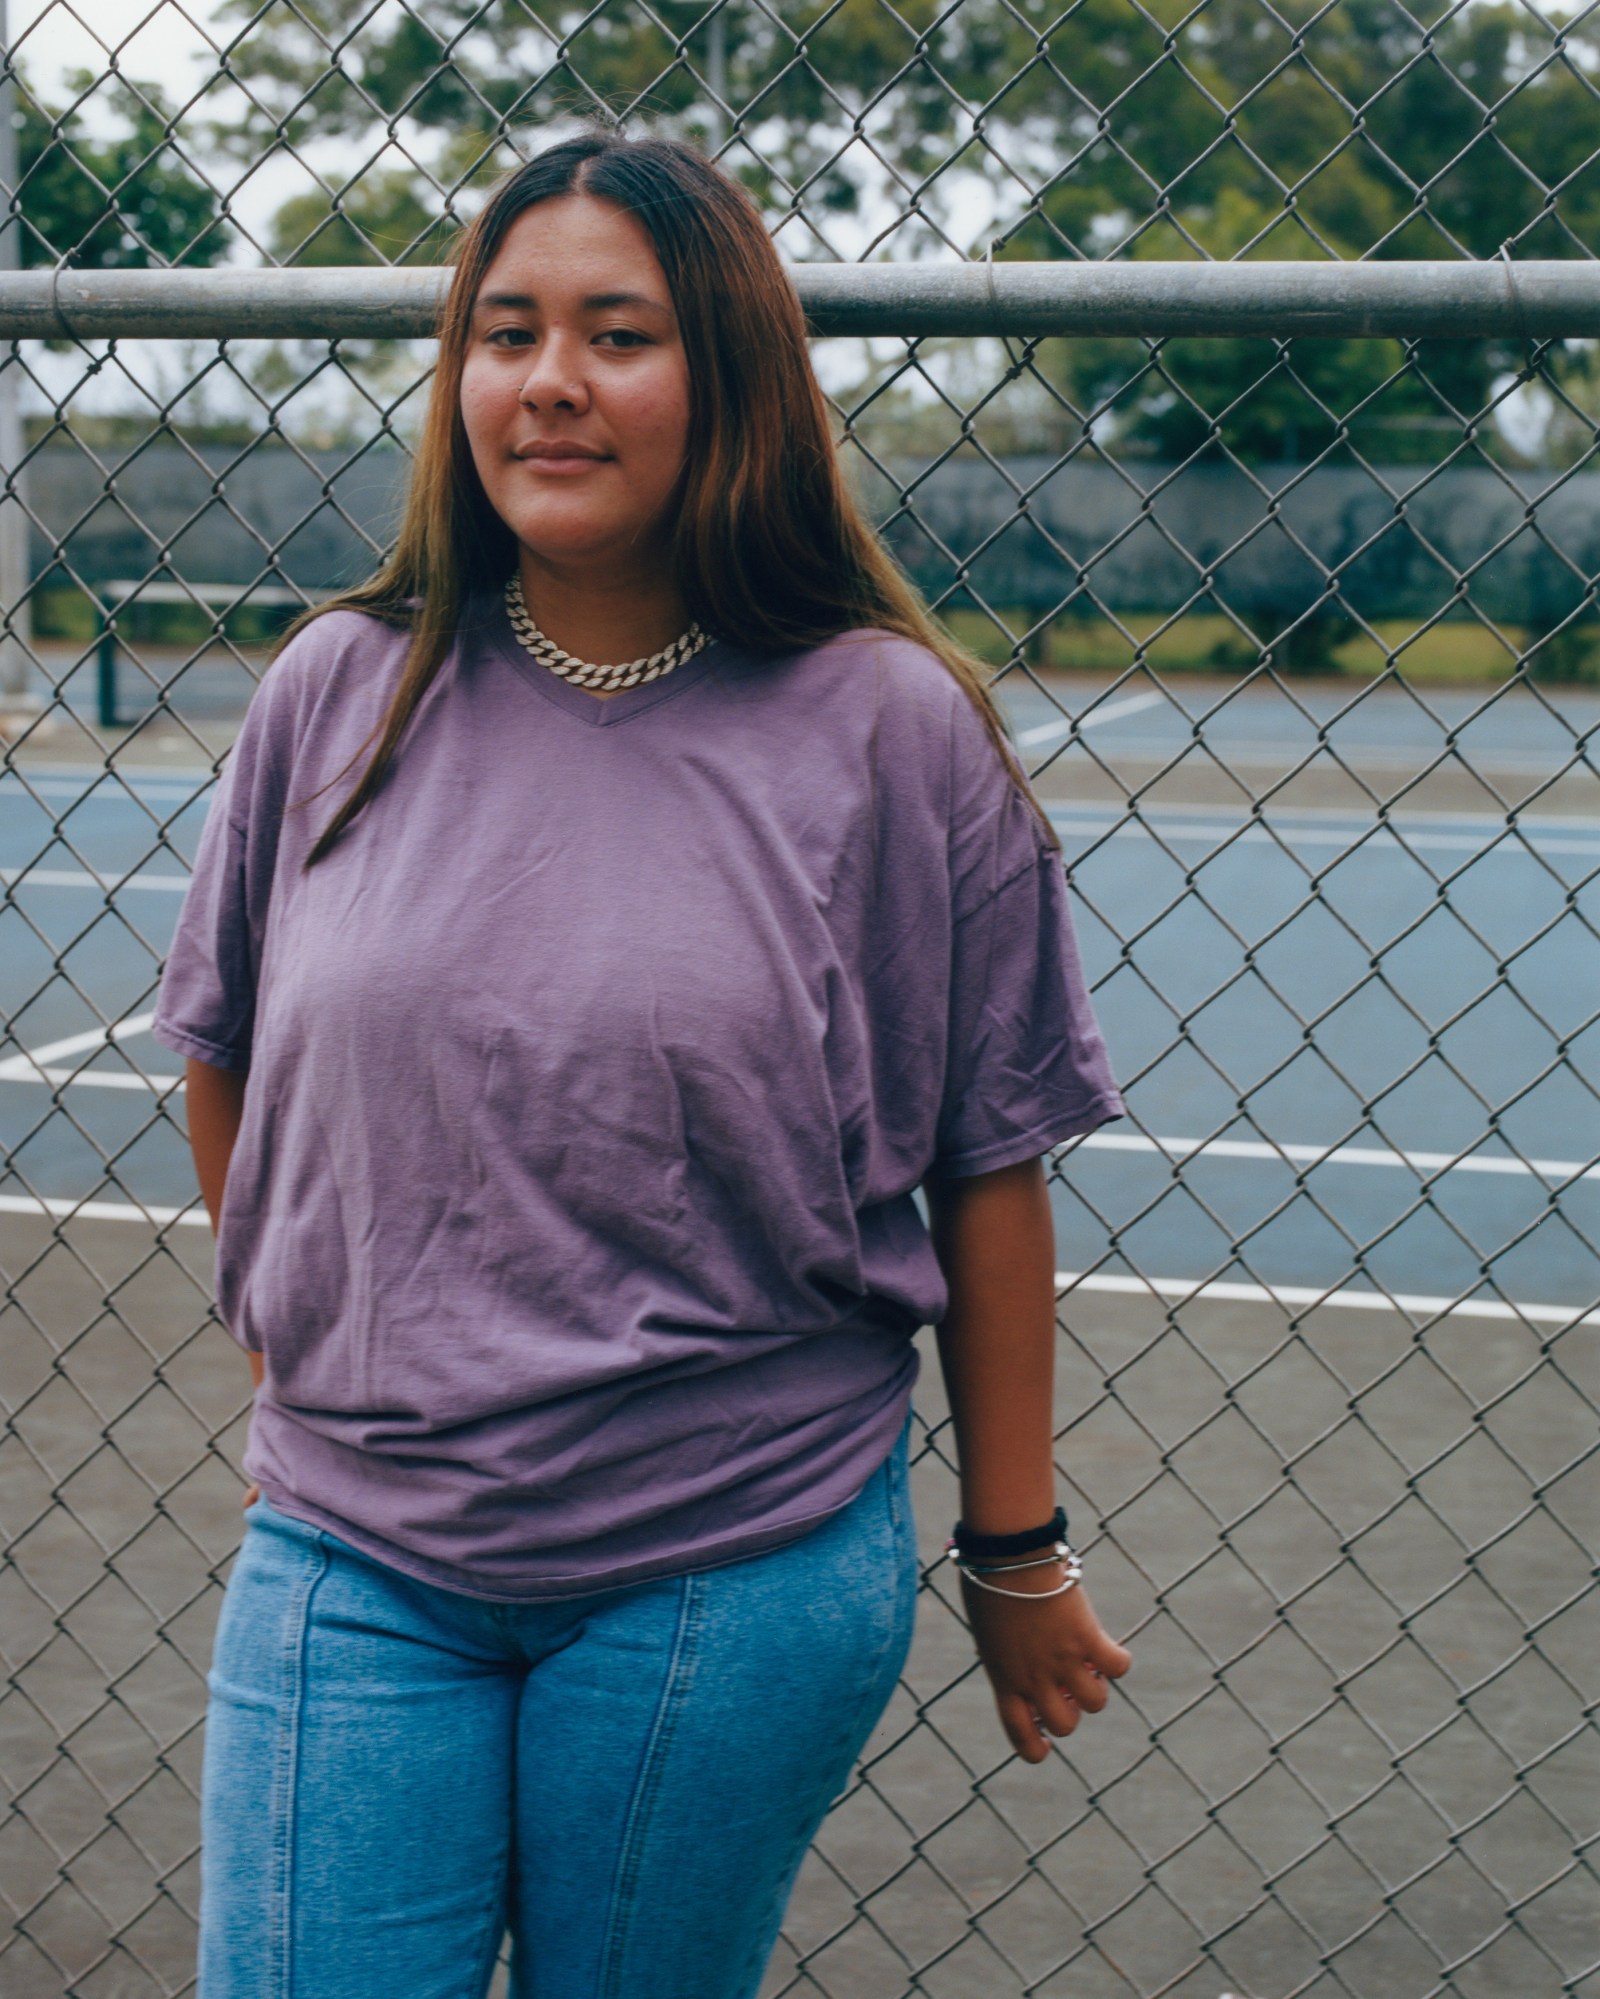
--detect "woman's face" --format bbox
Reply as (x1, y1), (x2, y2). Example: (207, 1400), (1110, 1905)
(459, 193), (692, 570)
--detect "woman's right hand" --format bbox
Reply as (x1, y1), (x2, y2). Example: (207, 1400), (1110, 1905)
(242, 1482), (260, 1511)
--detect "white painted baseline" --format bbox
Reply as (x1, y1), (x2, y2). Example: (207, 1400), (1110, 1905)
(0, 1013), (159, 1083)
(1070, 1129), (1600, 1184)
(1, 866), (189, 892)
(0, 1193), (1590, 1328)
(0, 1022), (1594, 1190)
(1047, 814), (1600, 860)
(0, 1193), (208, 1226)
(1053, 1268), (1600, 1330)
(1018, 691), (1165, 746)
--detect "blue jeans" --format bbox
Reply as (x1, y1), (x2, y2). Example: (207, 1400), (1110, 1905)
(198, 1420), (917, 1999)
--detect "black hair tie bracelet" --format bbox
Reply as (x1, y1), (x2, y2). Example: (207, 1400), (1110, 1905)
(947, 1505), (1068, 1562)
(945, 1508), (1082, 1601)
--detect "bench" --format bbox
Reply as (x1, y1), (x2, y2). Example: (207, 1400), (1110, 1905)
(93, 579), (335, 727)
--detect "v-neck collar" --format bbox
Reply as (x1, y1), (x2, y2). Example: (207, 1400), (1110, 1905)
(480, 586), (725, 728)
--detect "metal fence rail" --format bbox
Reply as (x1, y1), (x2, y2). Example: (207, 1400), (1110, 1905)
(3, 2), (1599, 1996)
(8, 257), (1600, 339)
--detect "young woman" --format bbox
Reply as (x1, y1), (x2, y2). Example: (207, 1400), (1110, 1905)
(156, 126), (1132, 1999)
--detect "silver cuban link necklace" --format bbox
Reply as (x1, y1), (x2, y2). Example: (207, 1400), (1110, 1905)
(505, 575), (710, 693)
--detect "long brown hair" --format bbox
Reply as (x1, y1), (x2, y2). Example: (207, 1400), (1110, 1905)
(290, 125), (1057, 867)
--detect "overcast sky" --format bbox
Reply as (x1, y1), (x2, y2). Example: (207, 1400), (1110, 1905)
(9, 0), (1548, 451)
(9, 0), (1002, 260)
(13, 0), (214, 113)
(3, 1), (973, 431)
(7, 0), (1021, 421)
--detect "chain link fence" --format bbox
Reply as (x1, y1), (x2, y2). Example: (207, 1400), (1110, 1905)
(2, 3), (1598, 1995)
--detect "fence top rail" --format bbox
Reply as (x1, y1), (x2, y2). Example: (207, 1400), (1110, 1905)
(4, 260), (1600, 343)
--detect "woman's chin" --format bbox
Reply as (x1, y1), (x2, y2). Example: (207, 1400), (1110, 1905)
(509, 516), (671, 573)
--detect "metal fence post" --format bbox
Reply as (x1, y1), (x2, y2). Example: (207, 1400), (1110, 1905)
(94, 597), (118, 729)
(0, 0), (32, 709)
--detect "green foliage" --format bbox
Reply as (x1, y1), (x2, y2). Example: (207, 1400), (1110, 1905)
(206, 1), (1600, 253)
(268, 172), (456, 267)
(18, 67), (226, 268)
(990, 0), (1599, 461)
(100, 0), (1600, 462)
(1525, 614), (1600, 683)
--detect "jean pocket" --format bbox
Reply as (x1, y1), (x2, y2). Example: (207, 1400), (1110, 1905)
(243, 1491), (326, 1546)
(224, 1498), (330, 1635)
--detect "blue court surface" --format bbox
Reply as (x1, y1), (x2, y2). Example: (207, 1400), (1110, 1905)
(3, 675), (1598, 1332)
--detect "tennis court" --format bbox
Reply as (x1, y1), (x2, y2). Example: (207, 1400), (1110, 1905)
(8, 670), (1600, 1314)
(2, 661), (1594, 1997)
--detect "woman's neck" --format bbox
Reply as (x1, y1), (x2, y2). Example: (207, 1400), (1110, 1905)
(515, 553), (692, 673)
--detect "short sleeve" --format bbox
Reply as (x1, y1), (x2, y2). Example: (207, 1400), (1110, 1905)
(931, 829), (1124, 1180)
(150, 658), (297, 1072)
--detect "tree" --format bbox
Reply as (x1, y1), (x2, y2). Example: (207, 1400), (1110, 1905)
(199, 0), (1599, 468)
(993, 0), (1600, 465)
(17, 66), (226, 268)
(267, 173), (451, 268)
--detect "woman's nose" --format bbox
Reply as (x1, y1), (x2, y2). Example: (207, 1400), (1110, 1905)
(518, 335), (590, 412)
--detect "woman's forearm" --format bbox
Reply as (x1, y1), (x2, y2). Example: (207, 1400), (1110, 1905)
(926, 1154), (1130, 1760)
(185, 1057), (263, 1390)
(925, 1155), (1059, 1535)
(186, 1055), (246, 1225)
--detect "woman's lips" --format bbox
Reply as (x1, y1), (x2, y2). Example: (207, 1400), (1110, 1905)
(520, 453), (612, 473)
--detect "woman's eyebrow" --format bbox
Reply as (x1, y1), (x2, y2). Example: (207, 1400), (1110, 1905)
(474, 289), (673, 318)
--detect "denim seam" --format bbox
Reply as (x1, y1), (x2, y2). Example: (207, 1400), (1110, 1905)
(597, 1573), (707, 1999)
(267, 1527), (331, 1999)
(836, 1442), (914, 1772)
(459, 1864), (510, 1999)
(729, 1439), (917, 1999)
(829, 1436), (916, 1796)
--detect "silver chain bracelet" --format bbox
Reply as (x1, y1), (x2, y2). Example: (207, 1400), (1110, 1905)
(947, 1542), (1084, 1600)
(957, 1546), (1070, 1575)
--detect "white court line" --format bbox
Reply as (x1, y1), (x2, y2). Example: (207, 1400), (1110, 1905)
(2, 764), (213, 782)
(2, 1068), (183, 1090)
(15, 830), (1597, 884)
(1071, 1130), (1600, 1185)
(10, 1015), (157, 1065)
(0, 1030), (1593, 1199)
(1063, 741), (1593, 777)
(0, 1193), (207, 1227)
(0, 1195), (1590, 1323)
(0, 777), (210, 803)
(1018, 691), (1165, 747)
(2, 866), (189, 892)
(1054, 1269), (1600, 1329)
(0, 1013), (178, 1090)
(1048, 813), (1600, 862)
(1054, 798), (1600, 831)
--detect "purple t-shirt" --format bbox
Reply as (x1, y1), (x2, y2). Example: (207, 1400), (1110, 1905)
(153, 595), (1123, 1600)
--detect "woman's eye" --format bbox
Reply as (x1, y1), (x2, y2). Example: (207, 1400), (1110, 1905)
(484, 327), (644, 349)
